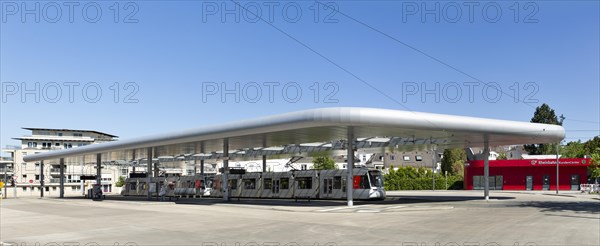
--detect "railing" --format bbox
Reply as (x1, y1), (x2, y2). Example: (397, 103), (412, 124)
(49, 178), (82, 183)
(580, 184), (599, 193)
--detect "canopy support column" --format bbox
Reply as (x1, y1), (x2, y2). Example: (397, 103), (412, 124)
(200, 143), (205, 177)
(146, 147), (153, 200)
(346, 127), (354, 207)
(40, 160), (44, 198)
(96, 153), (102, 197)
(223, 138), (230, 201)
(59, 158), (65, 198)
(483, 136), (490, 200)
(262, 155), (267, 172)
(556, 143), (560, 194)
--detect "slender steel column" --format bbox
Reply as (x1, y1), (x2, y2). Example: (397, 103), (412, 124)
(346, 127), (354, 207)
(200, 143), (205, 177)
(147, 147), (153, 200)
(483, 135), (490, 200)
(223, 138), (229, 201)
(40, 160), (44, 198)
(556, 143), (560, 194)
(59, 158), (65, 198)
(96, 154), (102, 196)
(262, 155), (267, 172)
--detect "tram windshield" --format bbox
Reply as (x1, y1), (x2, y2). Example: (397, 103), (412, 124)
(368, 170), (384, 188)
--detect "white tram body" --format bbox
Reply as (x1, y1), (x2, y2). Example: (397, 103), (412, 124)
(122, 168), (385, 200)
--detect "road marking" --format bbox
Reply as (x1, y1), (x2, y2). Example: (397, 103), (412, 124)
(356, 209), (381, 213)
(317, 205), (370, 212)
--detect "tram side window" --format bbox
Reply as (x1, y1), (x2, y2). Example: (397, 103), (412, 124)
(360, 175), (370, 189)
(297, 177), (312, 189)
(130, 182), (136, 190)
(263, 178), (272, 189)
(243, 179), (256, 189)
(281, 178), (289, 189)
(229, 179), (238, 190)
(333, 176), (342, 189)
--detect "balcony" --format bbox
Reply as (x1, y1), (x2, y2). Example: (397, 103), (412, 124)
(0, 167), (14, 173)
(49, 178), (82, 184)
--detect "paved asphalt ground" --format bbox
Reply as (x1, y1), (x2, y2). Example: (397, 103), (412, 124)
(1, 190), (598, 246)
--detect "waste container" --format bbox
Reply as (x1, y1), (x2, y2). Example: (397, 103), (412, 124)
(87, 188), (93, 199)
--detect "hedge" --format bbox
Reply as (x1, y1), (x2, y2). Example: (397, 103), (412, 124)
(383, 166), (464, 190)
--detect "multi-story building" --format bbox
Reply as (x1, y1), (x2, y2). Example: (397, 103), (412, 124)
(368, 150), (443, 172)
(1, 128), (119, 197)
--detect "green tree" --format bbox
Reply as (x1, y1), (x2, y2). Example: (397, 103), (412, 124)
(589, 153), (600, 182)
(115, 176), (125, 187)
(312, 156), (337, 170)
(524, 103), (564, 155)
(561, 140), (585, 158)
(497, 152), (508, 160)
(441, 148), (466, 176)
(583, 136), (600, 155)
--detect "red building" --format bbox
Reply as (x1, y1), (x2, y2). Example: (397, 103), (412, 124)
(464, 158), (591, 191)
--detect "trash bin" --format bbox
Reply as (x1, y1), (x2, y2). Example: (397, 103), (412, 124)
(87, 189), (93, 199)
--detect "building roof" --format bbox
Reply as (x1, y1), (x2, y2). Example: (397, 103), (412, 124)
(22, 127), (118, 138)
(23, 107), (565, 163)
(13, 136), (96, 142)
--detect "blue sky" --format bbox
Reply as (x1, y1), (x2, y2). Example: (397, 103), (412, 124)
(1, 0), (599, 149)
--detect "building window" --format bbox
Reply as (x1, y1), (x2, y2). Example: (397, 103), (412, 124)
(55, 143), (60, 147)
(22, 152), (27, 156)
(301, 164), (307, 170)
(416, 155), (423, 161)
(35, 175), (40, 180)
(390, 155), (395, 160)
(57, 133), (63, 136)
(403, 156), (411, 161)
(73, 133), (82, 137)
(22, 187), (27, 191)
(64, 143), (72, 149)
(28, 142), (37, 148)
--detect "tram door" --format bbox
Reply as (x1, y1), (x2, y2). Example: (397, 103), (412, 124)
(322, 178), (333, 199)
(272, 179), (280, 197)
(571, 175), (580, 190)
(542, 175), (550, 190)
(526, 176), (533, 190)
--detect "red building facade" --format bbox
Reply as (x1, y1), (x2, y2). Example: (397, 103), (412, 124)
(464, 158), (591, 191)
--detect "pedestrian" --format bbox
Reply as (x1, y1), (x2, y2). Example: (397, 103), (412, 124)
(159, 185), (166, 201)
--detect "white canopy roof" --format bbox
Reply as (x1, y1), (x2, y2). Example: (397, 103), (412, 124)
(23, 107), (565, 164)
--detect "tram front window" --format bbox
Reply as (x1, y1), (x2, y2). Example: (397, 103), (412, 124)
(368, 170), (383, 188)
